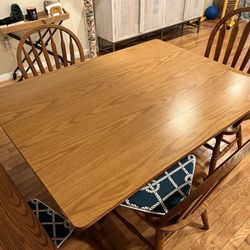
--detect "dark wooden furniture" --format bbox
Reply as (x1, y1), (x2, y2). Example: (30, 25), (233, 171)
(204, 7), (250, 174)
(114, 140), (250, 250)
(0, 40), (250, 230)
(17, 24), (85, 80)
(0, 163), (55, 249)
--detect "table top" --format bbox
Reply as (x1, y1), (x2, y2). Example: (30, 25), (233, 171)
(0, 11), (69, 35)
(0, 40), (250, 229)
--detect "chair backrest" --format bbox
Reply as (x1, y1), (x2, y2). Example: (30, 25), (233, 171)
(17, 24), (85, 80)
(0, 164), (55, 249)
(205, 7), (250, 74)
(155, 139), (250, 228)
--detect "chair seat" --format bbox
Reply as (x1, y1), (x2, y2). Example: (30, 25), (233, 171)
(121, 155), (196, 215)
(28, 198), (74, 248)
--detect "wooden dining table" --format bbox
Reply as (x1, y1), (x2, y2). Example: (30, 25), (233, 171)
(0, 40), (250, 230)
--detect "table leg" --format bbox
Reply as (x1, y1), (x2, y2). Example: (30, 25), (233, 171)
(85, 223), (117, 250)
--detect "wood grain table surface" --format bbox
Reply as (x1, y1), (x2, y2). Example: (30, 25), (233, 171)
(0, 40), (249, 229)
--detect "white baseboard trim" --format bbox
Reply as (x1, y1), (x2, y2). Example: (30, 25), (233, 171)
(0, 48), (90, 83)
(84, 49), (89, 56)
(0, 72), (14, 82)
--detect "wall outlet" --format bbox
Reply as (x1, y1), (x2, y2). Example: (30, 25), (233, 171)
(4, 36), (12, 49)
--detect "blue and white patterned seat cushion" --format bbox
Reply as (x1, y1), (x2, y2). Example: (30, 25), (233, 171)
(121, 155), (196, 215)
(28, 198), (74, 248)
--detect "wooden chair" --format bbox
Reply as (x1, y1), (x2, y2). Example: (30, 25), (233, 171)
(205, 7), (250, 72)
(17, 24), (85, 80)
(0, 163), (55, 249)
(0, 163), (111, 249)
(204, 7), (250, 174)
(113, 140), (250, 250)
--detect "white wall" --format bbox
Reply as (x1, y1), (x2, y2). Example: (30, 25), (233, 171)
(206, 0), (214, 7)
(0, 0), (43, 17)
(0, 0), (88, 80)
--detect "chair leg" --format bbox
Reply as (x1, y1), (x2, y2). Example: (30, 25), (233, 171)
(209, 134), (223, 175)
(113, 210), (153, 249)
(155, 229), (165, 250)
(236, 125), (242, 149)
(201, 210), (209, 230)
(88, 223), (117, 250)
(95, 221), (104, 232)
